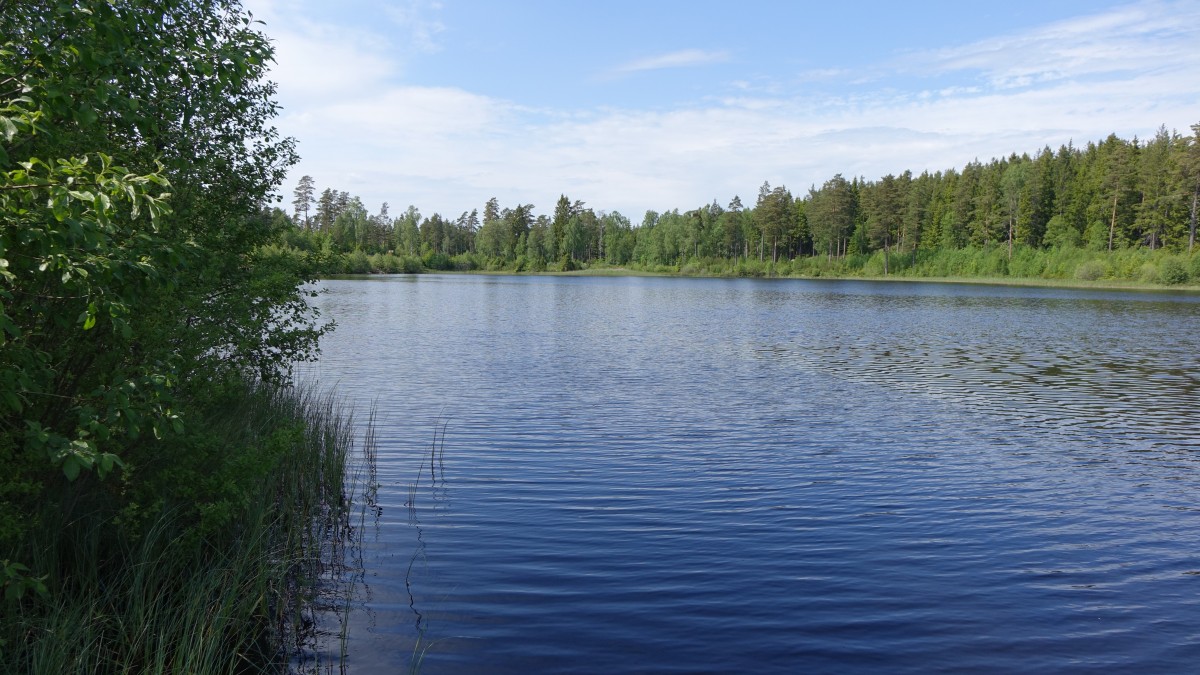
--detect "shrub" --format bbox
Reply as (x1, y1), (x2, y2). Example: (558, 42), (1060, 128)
(1008, 246), (1047, 278)
(346, 249), (371, 274)
(1074, 259), (1107, 281)
(422, 252), (453, 270)
(1159, 256), (1189, 285)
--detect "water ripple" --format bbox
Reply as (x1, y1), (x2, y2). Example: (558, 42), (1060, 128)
(302, 276), (1200, 674)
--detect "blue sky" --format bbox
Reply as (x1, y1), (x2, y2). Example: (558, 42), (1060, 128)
(244, 0), (1200, 220)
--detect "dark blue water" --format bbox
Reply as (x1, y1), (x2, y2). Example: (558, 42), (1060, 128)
(302, 274), (1200, 673)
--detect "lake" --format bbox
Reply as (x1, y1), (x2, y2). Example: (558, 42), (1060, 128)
(300, 274), (1200, 673)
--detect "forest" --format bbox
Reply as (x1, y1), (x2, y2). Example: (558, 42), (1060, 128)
(279, 123), (1200, 284)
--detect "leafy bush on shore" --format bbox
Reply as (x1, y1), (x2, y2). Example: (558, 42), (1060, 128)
(1, 2), (356, 670)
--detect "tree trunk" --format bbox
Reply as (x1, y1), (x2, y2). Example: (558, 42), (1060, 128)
(1007, 215), (1013, 259)
(883, 235), (889, 276)
(1109, 193), (1118, 252)
(1189, 185), (1198, 252)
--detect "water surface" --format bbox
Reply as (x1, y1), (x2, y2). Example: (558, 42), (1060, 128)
(303, 275), (1200, 673)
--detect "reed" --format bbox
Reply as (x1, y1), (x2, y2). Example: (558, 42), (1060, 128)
(1, 379), (371, 674)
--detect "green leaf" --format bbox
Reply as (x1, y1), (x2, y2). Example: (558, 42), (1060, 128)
(81, 301), (98, 330)
(62, 456), (80, 481)
(96, 453), (123, 479)
(0, 116), (16, 142)
(76, 103), (98, 127)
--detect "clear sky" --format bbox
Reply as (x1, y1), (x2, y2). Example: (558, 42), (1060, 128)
(243, 0), (1200, 220)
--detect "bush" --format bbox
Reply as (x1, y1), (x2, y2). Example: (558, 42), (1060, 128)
(369, 253), (402, 273)
(345, 249), (371, 274)
(422, 252), (453, 270)
(451, 253), (482, 271)
(1074, 259), (1107, 281)
(1159, 256), (1189, 285)
(1108, 248), (1157, 280)
(2, 379), (364, 673)
(1041, 246), (1090, 279)
(1008, 246), (1047, 278)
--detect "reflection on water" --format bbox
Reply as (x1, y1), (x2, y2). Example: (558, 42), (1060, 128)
(301, 275), (1200, 673)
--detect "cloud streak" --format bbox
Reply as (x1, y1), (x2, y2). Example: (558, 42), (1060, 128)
(910, 0), (1200, 90)
(264, 1), (1200, 220)
(383, 1), (446, 54)
(608, 49), (731, 76)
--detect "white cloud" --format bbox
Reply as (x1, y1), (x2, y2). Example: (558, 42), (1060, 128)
(267, 27), (395, 102)
(383, 1), (446, 54)
(268, 0), (1200, 220)
(609, 49), (731, 76)
(912, 0), (1200, 90)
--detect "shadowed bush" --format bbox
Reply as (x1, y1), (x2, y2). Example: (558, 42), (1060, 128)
(1, 380), (368, 674)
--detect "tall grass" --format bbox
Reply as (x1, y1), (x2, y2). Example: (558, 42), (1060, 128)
(1, 380), (372, 674)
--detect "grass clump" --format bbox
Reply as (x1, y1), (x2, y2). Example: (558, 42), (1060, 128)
(1, 378), (368, 674)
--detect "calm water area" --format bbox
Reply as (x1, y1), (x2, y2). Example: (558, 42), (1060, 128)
(301, 274), (1200, 673)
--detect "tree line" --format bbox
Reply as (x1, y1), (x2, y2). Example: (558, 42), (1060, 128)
(281, 123), (1200, 280)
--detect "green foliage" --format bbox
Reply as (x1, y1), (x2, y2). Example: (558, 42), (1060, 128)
(346, 249), (371, 274)
(1159, 256), (1189, 284)
(2, 559), (48, 603)
(1, 0), (320, 494)
(2, 379), (365, 673)
(0, 2), (344, 668)
(422, 251), (453, 270)
(1084, 220), (1110, 250)
(1037, 246), (1092, 279)
(1074, 259), (1108, 281)
(1008, 246), (1048, 277)
(1043, 215), (1082, 248)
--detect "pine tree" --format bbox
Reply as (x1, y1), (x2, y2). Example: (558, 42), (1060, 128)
(291, 175), (315, 229)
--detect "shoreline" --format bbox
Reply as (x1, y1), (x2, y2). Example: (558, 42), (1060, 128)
(323, 266), (1200, 293)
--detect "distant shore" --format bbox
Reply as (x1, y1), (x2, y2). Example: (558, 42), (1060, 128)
(324, 264), (1200, 293)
